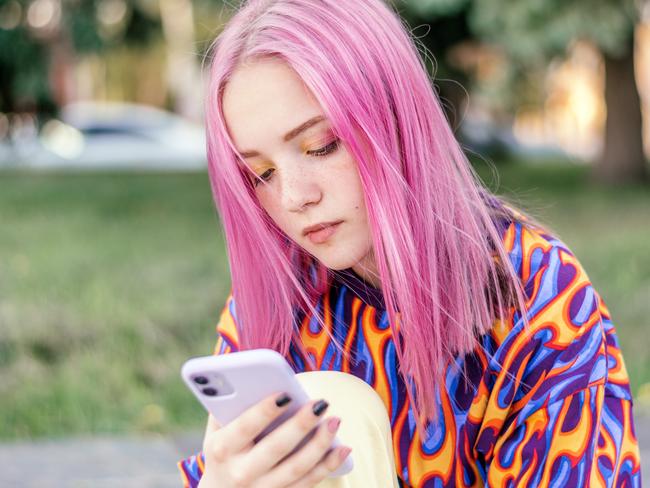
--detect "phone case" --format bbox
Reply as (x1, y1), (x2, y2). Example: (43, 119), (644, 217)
(181, 348), (354, 477)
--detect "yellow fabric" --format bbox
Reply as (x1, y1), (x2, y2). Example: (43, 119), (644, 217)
(295, 371), (400, 487)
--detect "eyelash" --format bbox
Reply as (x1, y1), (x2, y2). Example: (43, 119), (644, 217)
(252, 139), (340, 187)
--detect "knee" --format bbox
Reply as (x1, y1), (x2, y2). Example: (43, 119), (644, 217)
(295, 371), (390, 425)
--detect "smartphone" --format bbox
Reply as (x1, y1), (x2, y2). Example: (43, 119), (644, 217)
(181, 348), (354, 477)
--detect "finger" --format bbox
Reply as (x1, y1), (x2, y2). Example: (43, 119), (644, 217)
(245, 399), (331, 476)
(202, 414), (222, 452)
(285, 445), (353, 488)
(208, 391), (293, 459)
(259, 410), (342, 485)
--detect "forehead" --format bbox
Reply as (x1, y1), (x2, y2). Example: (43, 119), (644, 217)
(221, 58), (325, 152)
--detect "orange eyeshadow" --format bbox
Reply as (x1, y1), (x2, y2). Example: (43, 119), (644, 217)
(301, 134), (335, 152)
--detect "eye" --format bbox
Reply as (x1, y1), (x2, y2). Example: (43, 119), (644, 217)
(307, 139), (340, 157)
(251, 139), (340, 188)
(253, 168), (274, 187)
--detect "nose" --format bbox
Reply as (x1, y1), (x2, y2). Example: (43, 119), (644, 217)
(280, 166), (322, 212)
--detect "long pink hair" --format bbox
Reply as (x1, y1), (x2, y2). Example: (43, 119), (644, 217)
(204, 0), (529, 437)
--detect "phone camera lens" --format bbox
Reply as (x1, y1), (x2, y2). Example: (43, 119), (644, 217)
(202, 387), (218, 396)
(193, 376), (209, 385)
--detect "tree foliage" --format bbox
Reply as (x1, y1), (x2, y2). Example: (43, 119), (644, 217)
(0, 0), (163, 115)
(469, 0), (638, 62)
(398, 0), (647, 183)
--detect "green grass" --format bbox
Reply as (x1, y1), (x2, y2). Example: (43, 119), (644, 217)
(0, 163), (648, 440)
(0, 172), (230, 439)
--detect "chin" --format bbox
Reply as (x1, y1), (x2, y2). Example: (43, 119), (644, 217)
(312, 248), (366, 271)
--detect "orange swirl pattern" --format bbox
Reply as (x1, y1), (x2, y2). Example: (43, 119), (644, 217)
(178, 221), (642, 487)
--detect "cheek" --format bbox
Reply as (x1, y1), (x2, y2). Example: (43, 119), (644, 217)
(347, 175), (367, 215)
(258, 197), (287, 229)
(251, 192), (284, 230)
(329, 153), (366, 205)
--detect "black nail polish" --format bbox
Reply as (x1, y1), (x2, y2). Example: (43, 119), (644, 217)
(275, 393), (291, 407)
(312, 399), (329, 416)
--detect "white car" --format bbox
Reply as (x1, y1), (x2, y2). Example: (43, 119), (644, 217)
(1, 102), (207, 171)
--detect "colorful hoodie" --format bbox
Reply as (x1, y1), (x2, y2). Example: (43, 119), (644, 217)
(178, 220), (642, 487)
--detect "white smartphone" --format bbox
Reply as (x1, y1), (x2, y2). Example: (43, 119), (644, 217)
(181, 348), (354, 477)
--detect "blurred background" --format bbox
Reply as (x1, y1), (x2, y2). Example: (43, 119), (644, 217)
(1, 0), (649, 485)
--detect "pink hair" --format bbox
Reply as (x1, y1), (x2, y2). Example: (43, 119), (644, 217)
(204, 0), (529, 438)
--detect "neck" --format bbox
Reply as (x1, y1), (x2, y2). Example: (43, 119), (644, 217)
(351, 251), (382, 290)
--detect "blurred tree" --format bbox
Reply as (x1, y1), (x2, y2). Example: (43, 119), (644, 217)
(392, 0), (473, 132)
(470, 0), (646, 184)
(159, 0), (202, 120)
(0, 0), (56, 116)
(0, 0), (163, 118)
(394, 0), (540, 161)
(397, 0), (648, 184)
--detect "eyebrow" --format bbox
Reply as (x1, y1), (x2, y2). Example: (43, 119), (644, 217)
(239, 115), (326, 159)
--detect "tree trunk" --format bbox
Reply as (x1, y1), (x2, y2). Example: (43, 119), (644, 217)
(49, 35), (76, 109)
(594, 36), (648, 185)
(159, 0), (203, 122)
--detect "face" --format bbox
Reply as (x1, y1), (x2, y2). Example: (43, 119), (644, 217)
(222, 57), (379, 285)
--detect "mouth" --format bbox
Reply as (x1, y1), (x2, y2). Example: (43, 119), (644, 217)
(303, 221), (343, 244)
(302, 220), (343, 236)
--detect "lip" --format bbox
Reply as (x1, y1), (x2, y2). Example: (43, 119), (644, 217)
(302, 220), (343, 236)
(304, 221), (343, 245)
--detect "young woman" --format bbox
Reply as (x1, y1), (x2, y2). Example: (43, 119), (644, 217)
(177, 0), (642, 486)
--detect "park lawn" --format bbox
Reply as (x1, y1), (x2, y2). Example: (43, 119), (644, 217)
(0, 172), (231, 439)
(0, 162), (648, 440)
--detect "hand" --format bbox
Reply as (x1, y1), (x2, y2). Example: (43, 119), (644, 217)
(198, 392), (352, 488)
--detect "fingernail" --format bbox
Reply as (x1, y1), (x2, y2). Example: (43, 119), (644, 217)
(312, 399), (329, 416)
(327, 417), (341, 433)
(339, 447), (352, 461)
(275, 393), (291, 407)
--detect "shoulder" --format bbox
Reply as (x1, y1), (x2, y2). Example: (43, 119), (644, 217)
(466, 217), (636, 466)
(482, 218), (632, 413)
(214, 292), (240, 354)
(496, 218), (603, 347)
